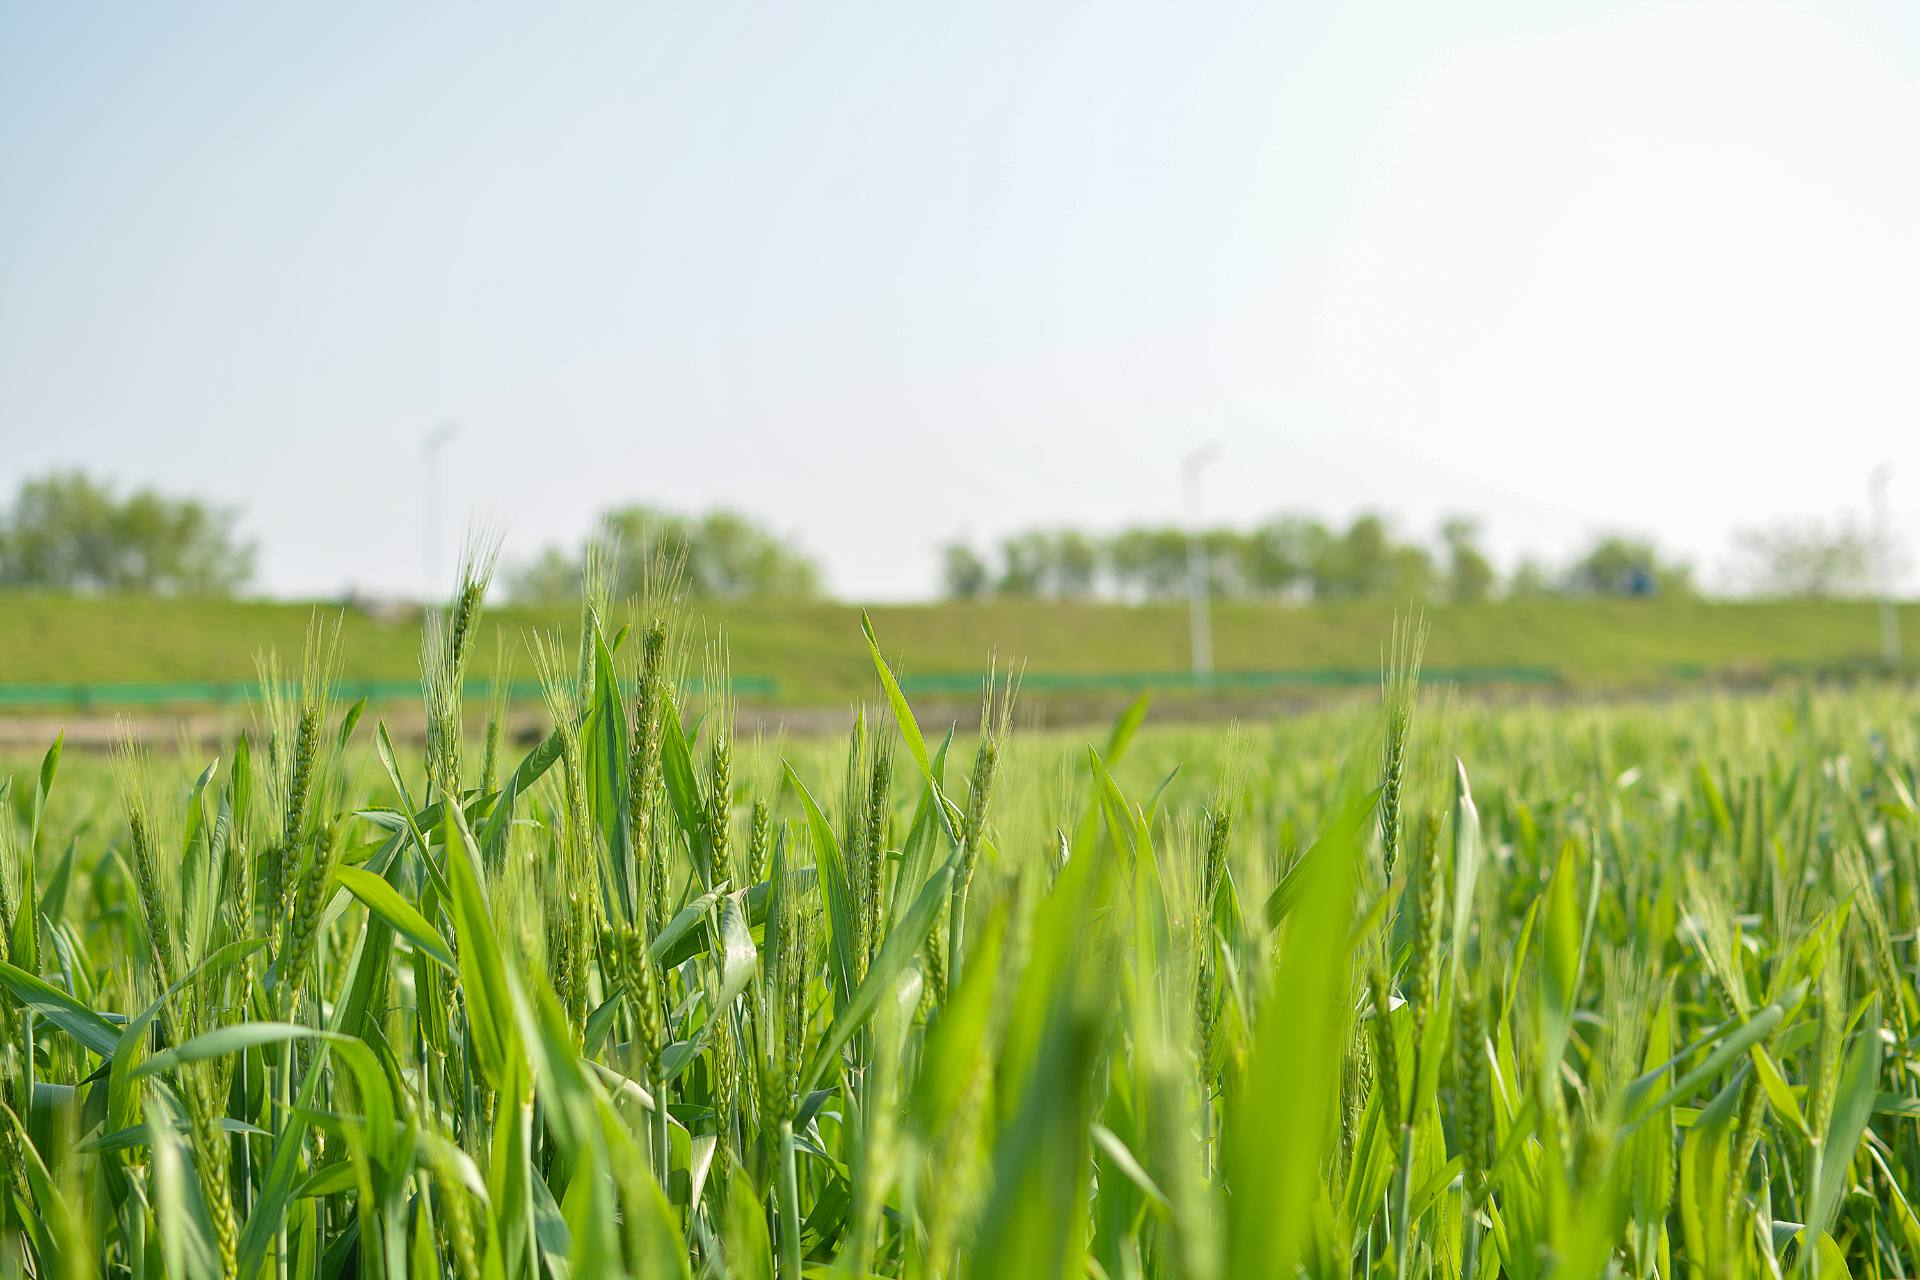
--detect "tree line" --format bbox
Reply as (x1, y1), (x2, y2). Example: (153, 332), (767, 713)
(944, 515), (1888, 603)
(939, 515), (1705, 603)
(505, 506), (824, 604)
(0, 470), (1885, 603)
(0, 471), (253, 595)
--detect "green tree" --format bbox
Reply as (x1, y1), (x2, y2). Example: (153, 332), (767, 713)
(0, 471), (254, 595)
(1508, 558), (1556, 598)
(1247, 517), (1326, 597)
(941, 542), (992, 600)
(1388, 542), (1437, 600)
(1440, 517), (1497, 604)
(1310, 514), (1433, 601)
(1562, 535), (1692, 598)
(995, 532), (1053, 597)
(1728, 518), (1876, 599)
(679, 510), (824, 600)
(1108, 527), (1189, 601)
(991, 529), (1103, 599)
(1198, 528), (1254, 597)
(508, 506), (824, 603)
(1052, 530), (1102, 599)
(507, 545), (588, 605)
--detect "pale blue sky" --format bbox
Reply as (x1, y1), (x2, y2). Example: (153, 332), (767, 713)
(3, 1), (1918, 599)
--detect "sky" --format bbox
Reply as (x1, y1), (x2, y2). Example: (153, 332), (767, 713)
(3, 1), (1918, 600)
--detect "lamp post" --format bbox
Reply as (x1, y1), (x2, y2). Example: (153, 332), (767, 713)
(1183, 443), (1222, 682)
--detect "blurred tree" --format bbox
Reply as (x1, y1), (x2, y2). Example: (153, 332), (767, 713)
(1310, 515), (1375, 599)
(1507, 558), (1556, 598)
(1311, 514), (1434, 600)
(1052, 530), (1102, 599)
(1389, 543), (1438, 600)
(924, 516), (1772, 605)
(0, 471), (254, 595)
(505, 546), (582, 605)
(993, 530), (1104, 599)
(1199, 528), (1253, 597)
(508, 506), (824, 603)
(995, 532), (1052, 597)
(1727, 519), (1877, 599)
(941, 542), (992, 600)
(681, 510), (824, 599)
(1562, 535), (1692, 598)
(1247, 517), (1326, 597)
(1440, 517), (1497, 603)
(1109, 528), (1189, 601)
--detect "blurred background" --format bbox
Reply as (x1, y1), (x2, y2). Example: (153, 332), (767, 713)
(3, 1), (1918, 731)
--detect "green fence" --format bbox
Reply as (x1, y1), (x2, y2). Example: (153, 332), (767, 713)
(0, 676), (776, 710)
(895, 665), (1562, 696)
(0, 665), (1567, 710)
(0, 657), (1904, 712)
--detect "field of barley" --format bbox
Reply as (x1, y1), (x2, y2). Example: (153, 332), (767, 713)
(3, 556), (1919, 1278)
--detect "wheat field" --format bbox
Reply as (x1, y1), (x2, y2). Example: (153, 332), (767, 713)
(0, 554), (1915, 1278)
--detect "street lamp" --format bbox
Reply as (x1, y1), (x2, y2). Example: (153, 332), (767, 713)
(1183, 443), (1222, 681)
(423, 423), (458, 600)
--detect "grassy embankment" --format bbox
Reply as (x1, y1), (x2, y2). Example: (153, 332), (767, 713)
(0, 593), (1912, 708)
(6, 575), (1920, 1274)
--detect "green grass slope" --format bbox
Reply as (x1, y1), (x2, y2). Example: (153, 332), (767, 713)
(0, 593), (1912, 706)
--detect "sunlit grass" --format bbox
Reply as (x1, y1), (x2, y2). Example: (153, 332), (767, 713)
(1, 562), (1917, 1276)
